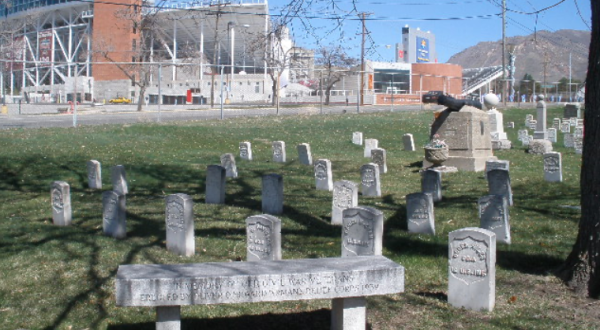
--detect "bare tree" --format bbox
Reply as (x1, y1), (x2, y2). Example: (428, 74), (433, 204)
(557, 0), (600, 297)
(315, 46), (357, 105)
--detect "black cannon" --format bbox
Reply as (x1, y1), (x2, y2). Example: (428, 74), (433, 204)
(437, 94), (483, 111)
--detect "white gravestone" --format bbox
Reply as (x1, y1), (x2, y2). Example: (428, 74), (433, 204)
(364, 139), (378, 158)
(87, 160), (102, 189)
(544, 152), (563, 182)
(487, 169), (513, 206)
(533, 95), (547, 140)
(402, 133), (416, 151)
(574, 137), (583, 154)
(314, 159), (333, 191)
(341, 206), (384, 257)
(560, 122), (571, 133)
(360, 163), (381, 197)
(487, 109), (507, 140)
(448, 227), (496, 312)
(564, 133), (574, 148)
(406, 192), (435, 235)
(421, 169), (442, 202)
(111, 165), (128, 195)
(165, 193), (195, 257)
(547, 128), (557, 143)
(103, 190), (126, 239)
(528, 120), (537, 130)
(570, 117), (578, 127)
(479, 195), (510, 244)
(239, 141), (252, 161)
(272, 141), (286, 163)
(262, 174), (284, 215)
(552, 118), (561, 130)
(370, 148), (387, 174)
(246, 214), (282, 261)
(220, 153), (238, 178)
(518, 129), (528, 140)
(331, 180), (359, 226)
(297, 143), (313, 166)
(51, 181), (72, 226)
(352, 132), (363, 145)
(525, 114), (533, 127)
(205, 165), (226, 204)
(574, 126), (584, 138)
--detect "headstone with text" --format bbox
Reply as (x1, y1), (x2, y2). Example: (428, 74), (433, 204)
(341, 206), (383, 257)
(478, 195), (510, 244)
(103, 190), (127, 239)
(552, 118), (561, 130)
(165, 193), (195, 256)
(487, 169), (513, 206)
(406, 192), (435, 235)
(370, 148), (387, 174)
(547, 128), (557, 143)
(51, 181), (72, 226)
(297, 143), (313, 166)
(272, 141), (286, 163)
(543, 152), (563, 182)
(560, 121), (571, 133)
(220, 153), (238, 178)
(352, 132), (363, 145)
(360, 163), (381, 197)
(314, 159), (333, 191)
(111, 165), (128, 195)
(246, 214), (282, 261)
(331, 180), (359, 225)
(564, 133), (574, 148)
(239, 141), (253, 161)
(87, 160), (102, 189)
(262, 174), (284, 215)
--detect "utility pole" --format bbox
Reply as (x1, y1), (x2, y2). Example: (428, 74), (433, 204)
(543, 51), (549, 96)
(502, 0), (506, 105)
(358, 12), (372, 106)
(207, 3), (226, 107)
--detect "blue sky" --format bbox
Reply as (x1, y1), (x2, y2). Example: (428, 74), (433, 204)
(267, 0), (592, 63)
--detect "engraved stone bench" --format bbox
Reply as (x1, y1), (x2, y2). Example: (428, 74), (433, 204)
(116, 256), (404, 330)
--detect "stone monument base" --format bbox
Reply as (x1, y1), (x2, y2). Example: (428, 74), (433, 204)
(533, 131), (548, 140)
(420, 165), (458, 173)
(492, 140), (512, 150)
(424, 156), (497, 172)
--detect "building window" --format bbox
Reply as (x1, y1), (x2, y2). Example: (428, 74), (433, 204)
(132, 39), (136, 51)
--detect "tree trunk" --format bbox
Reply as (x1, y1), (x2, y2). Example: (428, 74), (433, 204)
(325, 86), (332, 105)
(137, 86), (145, 112)
(557, 0), (600, 297)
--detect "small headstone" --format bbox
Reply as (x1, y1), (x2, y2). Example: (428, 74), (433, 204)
(246, 214), (282, 261)
(525, 114), (533, 127)
(564, 133), (574, 148)
(296, 143), (313, 166)
(570, 117), (578, 127)
(205, 165), (226, 204)
(518, 130), (529, 140)
(479, 195), (510, 244)
(487, 169), (512, 206)
(364, 139), (378, 158)
(314, 159), (333, 191)
(239, 141), (252, 161)
(528, 139), (553, 155)
(577, 119), (584, 127)
(574, 126), (584, 138)
(560, 121), (571, 133)
(331, 180), (359, 225)
(406, 192), (435, 235)
(272, 141), (286, 163)
(574, 136), (583, 154)
(360, 163), (381, 197)
(87, 160), (102, 189)
(111, 165), (128, 195)
(403, 133), (416, 151)
(341, 206), (383, 257)
(370, 148), (387, 174)
(421, 169), (442, 202)
(528, 119), (537, 130)
(544, 152), (563, 182)
(547, 128), (557, 143)
(220, 153), (238, 178)
(507, 122), (514, 129)
(448, 228), (496, 311)
(552, 118), (561, 130)
(165, 193), (195, 256)
(485, 160), (509, 178)
(352, 132), (363, 145)
(487, 108), (507, 140)
(492, 139), (511, 150)
(102, 190), (126, 239)
(564, 103), (581, 119)
(51, 181), (72, 226)
(262, 174), (283, 215)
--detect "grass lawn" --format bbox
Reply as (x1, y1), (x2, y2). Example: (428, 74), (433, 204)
(0, 106), (596, 330)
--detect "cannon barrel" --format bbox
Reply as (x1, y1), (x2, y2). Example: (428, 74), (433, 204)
(437, 95), (483, 111)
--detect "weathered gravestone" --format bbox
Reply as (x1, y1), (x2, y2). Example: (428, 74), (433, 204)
(370, 148), (387, 174)
(570, 117), (578, 127)
(103, 190), (126, 239)
(547, 128), (557, 143)
(421, 169), (442, 202)
(165, 194), (195, 256)
(272, 141), (286, 163)
(314, 159), (333, 191)
(528, 120), (537, 130)
(478, 195), (510, 244)
(262, 174), (283, 215)
(552, 118), (561, 130)
(507, 122), (515, 129)
(331, 180), (359, 225)
(342, 206), (384, 257)
(239, 141), (252, 161)
(427, 107), (496, 171)
(560, 121), (571, 133)
(111, 165), (128, 195)
(574, 126), (584, 138)
(528, 139), (553, 155)
(352, 132), (363, 145)
(360, 163), (381, 197)
(87, 160), (102, 189)
(564, 133), (575, 148)
(544, 152), (563, 182)
(574, 137), (583, 154)
(485, 159), (509, 178)
(297, 143), (313, 166)
(564, 103), (581, 119)
(205, 165), (226, 204)
(406, 192), (435, 235)
(246, 214), (282, 261)
(220, 153), (238, 178)
(448, 227), (496, 312)
(487, 169), (513, 206)
(533, 95), (547, 140)
(485, 94), (507, 141)
(402, 133), (416, 151)
(51, 181), (72, 226)
(518, 130), (529, 145)
(363, 139), (378, 158)
(525, 114), (533, 127)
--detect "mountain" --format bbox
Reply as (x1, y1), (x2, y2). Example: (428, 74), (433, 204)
(447, 29), (590, 84)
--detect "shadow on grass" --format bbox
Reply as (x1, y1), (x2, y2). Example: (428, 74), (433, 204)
(108, 309), (373, 330)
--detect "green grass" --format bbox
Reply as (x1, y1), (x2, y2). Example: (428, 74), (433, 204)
(0, 107), (592, 330)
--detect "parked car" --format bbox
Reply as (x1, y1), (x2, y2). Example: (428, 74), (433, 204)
(109, 97), (131, 104)
(422, 91), (444, 104)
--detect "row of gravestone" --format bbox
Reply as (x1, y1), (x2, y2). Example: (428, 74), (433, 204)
(521, 111), (584, 154)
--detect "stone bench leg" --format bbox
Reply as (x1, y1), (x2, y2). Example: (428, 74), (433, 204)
(331, 297), (366, 330)
(157, 306), (180, 330)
